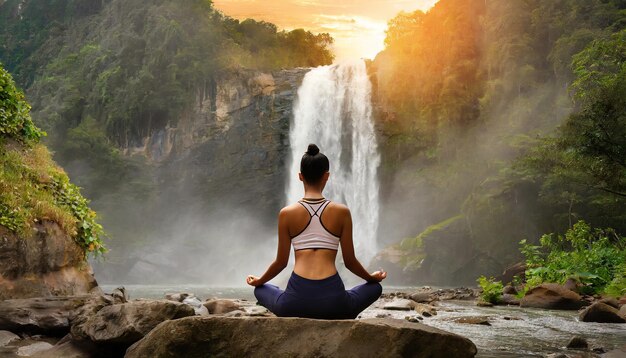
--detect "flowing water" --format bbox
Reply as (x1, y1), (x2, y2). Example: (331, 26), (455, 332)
(286, 60), (381, 263)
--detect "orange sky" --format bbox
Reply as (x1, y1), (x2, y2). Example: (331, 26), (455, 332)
(213, 0), (438, 61)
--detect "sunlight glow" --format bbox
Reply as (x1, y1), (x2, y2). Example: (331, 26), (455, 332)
(213, 0), (438, 61)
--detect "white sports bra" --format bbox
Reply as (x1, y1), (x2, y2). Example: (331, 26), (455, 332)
(291, 199), (340, 251)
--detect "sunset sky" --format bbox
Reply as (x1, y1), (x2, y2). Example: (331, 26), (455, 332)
(213, 0), (438, 61)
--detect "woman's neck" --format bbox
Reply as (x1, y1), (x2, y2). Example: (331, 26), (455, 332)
(303, 188), (324, 200)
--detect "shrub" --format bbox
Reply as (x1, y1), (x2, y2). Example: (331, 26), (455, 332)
(477, 276), (503, 304)
(520, 220), (625, 296)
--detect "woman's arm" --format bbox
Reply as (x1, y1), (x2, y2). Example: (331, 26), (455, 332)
(339, 207), (386, 282)
(246, 208), (291, 286)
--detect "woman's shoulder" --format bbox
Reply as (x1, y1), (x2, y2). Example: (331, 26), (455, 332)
(325, 200), (350, 216)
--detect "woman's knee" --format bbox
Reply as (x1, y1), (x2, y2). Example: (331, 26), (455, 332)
(367, 282), (383, 298)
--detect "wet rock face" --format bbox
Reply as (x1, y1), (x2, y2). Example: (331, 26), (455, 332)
(0, 222), (100, 300)
(126, 316), (478, 358)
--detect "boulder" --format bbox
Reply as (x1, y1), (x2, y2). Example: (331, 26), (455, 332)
(579, 302), (626, 323)
(408, 292), (433, 303)
(126, 317), (478, 358)
(604, 345), (626, 358)
(16, 342), (54, 356)
(182, 297), (209, 316)
(203, 299), (242, 314)
(0, 296), (92, 334)
(383, 299), (415, 311)
(164, 293), (193, 303)
(71, 299), (195, 344)
(566, 336), (588, 349)
(0, 222), (100, 300)
(29, 337), (123, 358)
(412, 303), (437, 317)
(0, 330), (20, 347)
(244, 305), (272, 317)
(519, 284), (586, 310)
(503, 285), (517, 295)
(501, 294), (520, 305)
(598, 297), (620, 309)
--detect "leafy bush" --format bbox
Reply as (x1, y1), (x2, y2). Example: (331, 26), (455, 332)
(477, 276), (503, 304)
(0, 65), (45, 143)
(520, 220), (626, 296)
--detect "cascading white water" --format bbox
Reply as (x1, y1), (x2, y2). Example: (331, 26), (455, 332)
(286, 60), (381, 263)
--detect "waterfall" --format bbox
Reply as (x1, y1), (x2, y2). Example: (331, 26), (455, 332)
(286, 60), (381, 263)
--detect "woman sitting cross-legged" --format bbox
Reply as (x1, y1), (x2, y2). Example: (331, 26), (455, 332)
(246, 143), (386, 319)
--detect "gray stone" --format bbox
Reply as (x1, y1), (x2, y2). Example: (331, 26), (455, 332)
(16, 342), (53, 357)
(164, 292), (193, 303)
(71, 299), (195, 344)
(383, 299), (415, 311)
(0, 330), (20, 347)
(30, 340), (98, 358)
(408, 292), (432, 303)
(0, 296), (92, 334)
(223, 310), (245, 317)
(245, 305), (270, 316)
(412, 303), (437, 317)
(203, 299), (242, 314)
(182, 297), (209, 316)
(126, 317), (478, 358)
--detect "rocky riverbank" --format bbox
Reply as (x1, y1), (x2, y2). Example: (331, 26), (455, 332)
(0, 287), (480, 358)
(2, 284), (626, 357)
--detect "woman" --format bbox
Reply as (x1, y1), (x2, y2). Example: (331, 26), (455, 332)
(246, 143), (386, 319)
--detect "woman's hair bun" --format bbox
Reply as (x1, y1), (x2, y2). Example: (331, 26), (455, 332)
(306, 143), (320, 156)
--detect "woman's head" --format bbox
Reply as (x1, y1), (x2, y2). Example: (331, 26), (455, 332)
(300, 143), (329, 185)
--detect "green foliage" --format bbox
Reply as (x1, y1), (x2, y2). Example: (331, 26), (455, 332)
(0, 63), (105, 257)
(520, 221), (626, 295)
(0, 65), (45, 143)
(49, 174), (106, 256)
(477, 276), (503, 304)
(605, 263), (626, 297)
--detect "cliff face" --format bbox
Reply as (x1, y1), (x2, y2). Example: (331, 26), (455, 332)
(91, 68), (309, 284)
(123, 68), (308, 212)
(0, 222), (99, 300)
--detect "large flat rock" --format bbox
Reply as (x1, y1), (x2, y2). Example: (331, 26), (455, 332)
(0, 296), (92, 334)
(72, 299), (195, 344)
(125, 316), (477, 358)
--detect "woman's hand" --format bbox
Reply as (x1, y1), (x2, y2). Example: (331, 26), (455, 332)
(369, 270), (387, 282)
(246, 275), (263, 287)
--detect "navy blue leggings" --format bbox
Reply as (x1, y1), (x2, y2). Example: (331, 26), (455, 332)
(254, 272), (382, 319)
